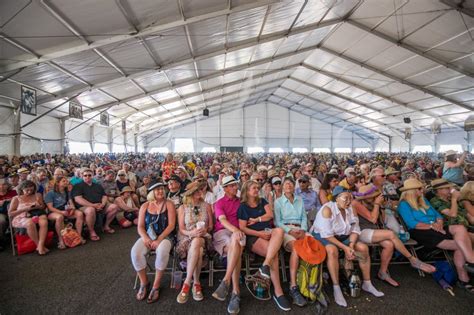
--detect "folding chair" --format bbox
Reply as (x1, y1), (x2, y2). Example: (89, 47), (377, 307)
(133, 247), (176, 290)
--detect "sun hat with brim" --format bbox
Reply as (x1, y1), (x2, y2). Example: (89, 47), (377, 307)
(183, 181), (202, 196)
(294, 235), (327, 265)
(17, 167), (29, 174)
(222, 175), (238, 187)
(385, 168), (400, 176)
(267, 169), (277, 178)
(148, 181), (167, 192)
(353, 184), (381, 200)
(445, 150), (457, 157)
(120, 186), (134, 194)
(430, 178), (455, 190)
(399, 178), (424, 192)
(167, 174), (182, 184)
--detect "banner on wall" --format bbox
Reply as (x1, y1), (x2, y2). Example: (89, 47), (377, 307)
(100, 112), (109, 126)
(20, 85), (37, 116)
(404, 127), (411, 140)
(69, 101), (83, 120)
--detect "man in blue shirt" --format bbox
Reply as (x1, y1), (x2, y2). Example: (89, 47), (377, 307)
(295, 175), (320, 223)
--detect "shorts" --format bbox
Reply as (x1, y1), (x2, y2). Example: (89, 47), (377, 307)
(409, 227), (452, 249)
(359, 229), (375, 244)
(283, 230), (312, 251)
(246, 235), (260, 252)
(312, 232), (350, 246)
(213, 229), (232, 256)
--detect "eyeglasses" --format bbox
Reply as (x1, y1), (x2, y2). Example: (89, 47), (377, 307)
(118, 174), (126, 177)
(273, 182), (282, 185)
(299, 180), (308, 183)
(83, 174), (92, 177)
(241, 174), (249, 177)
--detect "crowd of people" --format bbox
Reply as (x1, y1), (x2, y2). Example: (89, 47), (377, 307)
(0, 150), (473, 313)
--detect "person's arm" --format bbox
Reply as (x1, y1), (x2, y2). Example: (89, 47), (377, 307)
(206, 203), (213, 233)
(114, 196), (135, 212)
(352, 200), (379, 224)
(137, 202), (152, 248)
(300, 198), (308, 232)
(439, 198), (459, 219)
(273, 199), (287, 231)
(239, 219), (266, 238)
(7, 196), (27, 218)
(177, 205), (197, 237)
(34, 193), (45, 209)
(453, 151), (467, 168)
(46, 202), (63, 214)
(320, 206), (354, 258)
(319, 189), (329, 205)
(74, 195), (96, 208)
(461, 200), (474, 224)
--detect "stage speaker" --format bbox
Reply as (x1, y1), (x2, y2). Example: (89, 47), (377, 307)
(403, 117), (411, 124)
(203, 108), (209, 117)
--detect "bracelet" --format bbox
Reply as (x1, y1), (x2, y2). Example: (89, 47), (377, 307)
(258, 216), (262, 223)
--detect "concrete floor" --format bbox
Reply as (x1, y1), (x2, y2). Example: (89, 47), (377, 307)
(1, 228), (473, 314)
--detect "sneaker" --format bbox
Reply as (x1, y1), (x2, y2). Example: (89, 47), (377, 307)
(273, 294), (291, 311)
(289, 286), (307, 307)
(192, 283), (204, 301)
(177, 283), (190, 304)
(212, 280), (230, 301)
(227, 293), (241, 314)
(259, 264), (271, 279)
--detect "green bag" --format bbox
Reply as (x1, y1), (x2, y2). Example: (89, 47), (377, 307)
(297, 260), (325, 303)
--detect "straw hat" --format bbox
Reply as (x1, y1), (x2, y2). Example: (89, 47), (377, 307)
(293, 236), (327, 265)
(399, 178), (424, 192)
(354, 184), (381, 200)
(430, 178), (455, 191)
(120, 186), (134, 194)
(183, 181), (202, 196)
(445, 150), (457, 157)
(267, 169), (277, 178)
(148, 181), (167, 192)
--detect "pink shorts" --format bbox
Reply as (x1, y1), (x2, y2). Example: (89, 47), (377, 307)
(213, 229), (232, 256)
(12, 216), (31, 229)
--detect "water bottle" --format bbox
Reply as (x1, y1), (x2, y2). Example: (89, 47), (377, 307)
(348, 272), (361, 298)
(255, 283), (265, 299)
(399, 225), (408, 243)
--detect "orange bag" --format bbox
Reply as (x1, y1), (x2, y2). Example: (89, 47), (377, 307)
(61, 223), (82, 248)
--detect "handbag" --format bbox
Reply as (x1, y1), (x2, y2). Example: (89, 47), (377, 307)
(61, 223), (82, 248)
(16, 231), (54, 255)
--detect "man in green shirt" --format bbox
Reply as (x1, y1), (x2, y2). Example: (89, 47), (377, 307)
(430, 179), (471, 229)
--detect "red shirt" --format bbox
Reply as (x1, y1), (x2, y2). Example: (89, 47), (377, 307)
(0, 189), (17, 201)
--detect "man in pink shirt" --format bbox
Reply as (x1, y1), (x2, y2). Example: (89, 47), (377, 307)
(212, 176), (245, 314)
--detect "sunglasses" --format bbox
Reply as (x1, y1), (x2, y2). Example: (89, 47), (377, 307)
(299, 180), (308, 183)
(241, 174), (249, 177)
(83, 174), (92, 177)
(273, 182), (282, 185)
(118, 174), (126, 177)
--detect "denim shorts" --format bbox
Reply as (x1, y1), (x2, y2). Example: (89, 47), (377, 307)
(312, 232), (350, 246)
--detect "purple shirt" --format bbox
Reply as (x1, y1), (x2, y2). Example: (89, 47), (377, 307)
(214, 194), (240, 232)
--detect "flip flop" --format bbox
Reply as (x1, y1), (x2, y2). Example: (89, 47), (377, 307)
(136, 283), (149, 301)
(103, 228), (115, 234)
(58, 243), (66, 250)
(147, 287), (160, 304)
(90, 234), (100, 241)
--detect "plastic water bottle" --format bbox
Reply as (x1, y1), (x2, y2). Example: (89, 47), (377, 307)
(399, 225), (408, 243)
(256, 283), (265, 299)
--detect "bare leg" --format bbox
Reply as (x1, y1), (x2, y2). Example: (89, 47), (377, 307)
(448, 225), (474, 263)
(83, 207), (98, 239)
(222, 233), (243, 284)
(153, 270), (165, 289)
(74, 210), (84, 236)
(104, 204), (118, 230)
(193, 247), (204, 284)
(438, 240), (469, 282)
(354, 242), (371, 281)
(184, 238), (204, 285)
(287, 241), (299, 287)
(262, 228), (284, 266)
(24, 218), (39, 244)
(270, 252), (283, 296)
(37, 215), (49, 255)
(378, 240), (394, 274)
(49, 212), (65, 247)
(232, 254), (242, 294)
(325, 245), (339, 285)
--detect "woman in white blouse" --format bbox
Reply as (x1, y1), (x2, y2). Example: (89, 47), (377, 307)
(310, 186), (383, 308)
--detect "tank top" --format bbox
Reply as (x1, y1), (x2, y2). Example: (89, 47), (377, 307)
(145, 202), (172, 237)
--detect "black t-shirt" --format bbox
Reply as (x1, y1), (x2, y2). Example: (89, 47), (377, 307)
(71, 181), (105, 204)
(238, 199), (271, 231)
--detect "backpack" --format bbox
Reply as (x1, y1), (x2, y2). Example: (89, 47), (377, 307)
(297, 260), (326, 305)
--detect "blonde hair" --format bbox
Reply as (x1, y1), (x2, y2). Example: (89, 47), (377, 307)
(146, 186), (165, 202)
(240, 180), (260, 205)
(400, 189), (429, 211)
(460, 181), (474, 202)
(182, 181), (206, 206)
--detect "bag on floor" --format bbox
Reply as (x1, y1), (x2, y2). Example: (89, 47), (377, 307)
(16, 231), (54, 255)
(297, 260), (326, 304)
(61, 223), (82, 248)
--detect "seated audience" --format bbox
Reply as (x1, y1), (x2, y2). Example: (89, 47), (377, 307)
(319, 173), (339, 204)
(176, 182), (213, 304)
(398, 179), (474, 292)
(238, 180), (290, 311)
(45, 176), (85, 249)
(9, 180), (49, 255)
(131, 181), (176, 303)
(114, 186), (140, 228)
(311, 186), (383, 307)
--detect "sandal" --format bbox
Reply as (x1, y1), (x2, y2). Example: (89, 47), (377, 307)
(377, 271), (399, 287)
(80, 238), (87, 245)
(457, 281), (474, 295)
(58, 242), (66, 250)
(90, 234), (100, 241)
(136, 283), (149, 301)
(410, 257), (436, 274)
(147, 287), (160, 304)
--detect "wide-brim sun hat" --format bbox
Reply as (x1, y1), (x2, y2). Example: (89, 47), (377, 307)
(444, 150), (457, 157)
(353, 184), (381, 200)
(294, 235), (327, 265)
(148, 181), (167, 192)
(183, 181), (202, 196)
(430, 178), (455, 191)
(120, 186), (134, 194)
(399, 178), (424, 192)
(222, 175), (238, 187)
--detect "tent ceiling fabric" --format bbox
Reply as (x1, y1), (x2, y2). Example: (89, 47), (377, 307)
(0, 0), (473, 139)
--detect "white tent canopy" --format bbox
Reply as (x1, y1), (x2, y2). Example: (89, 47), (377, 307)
(0, 0), (472, 154)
